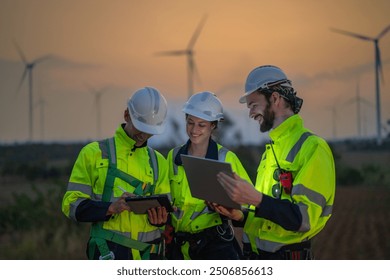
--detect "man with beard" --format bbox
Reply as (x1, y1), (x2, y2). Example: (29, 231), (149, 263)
(212, 65), (336, 260)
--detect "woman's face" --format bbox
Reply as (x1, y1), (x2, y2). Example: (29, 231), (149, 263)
(185, 115), (214, 145)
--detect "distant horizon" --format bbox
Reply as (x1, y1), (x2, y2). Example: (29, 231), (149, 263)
(1, 0), (389, 144)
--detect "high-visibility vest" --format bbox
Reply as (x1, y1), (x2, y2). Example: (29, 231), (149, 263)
(243, 114), (335, 253)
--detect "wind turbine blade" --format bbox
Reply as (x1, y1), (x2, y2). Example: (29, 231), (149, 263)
(377, 24), (390, 39)
(187, 14), (208, 50)
(342, 98), (355, 107)
(192, 58), (202, 86)
(84, 82), (97, 93)
(100, 85), (111, 94)
(376, 44), (384, 83)
(32, 54), (52, 65)
(154, 50), (187, 56)
(187, 54), (194, 74)
(361, 98), (373, 107)
(13, 40), (27, 63)
(17, 68), (28, 93)
(330, 27), (373, 41)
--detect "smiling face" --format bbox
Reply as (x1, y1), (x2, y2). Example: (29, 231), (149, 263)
(246, 91), (275, 132)
(185, 114), (215, 145)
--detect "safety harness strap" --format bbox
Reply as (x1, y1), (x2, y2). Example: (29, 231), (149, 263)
(89, 226), (153, 260)
(92, 227), (150, 251)
(89, 137), (159, 260)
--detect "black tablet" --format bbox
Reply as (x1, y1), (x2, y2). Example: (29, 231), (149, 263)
(125, 194), (174, 214)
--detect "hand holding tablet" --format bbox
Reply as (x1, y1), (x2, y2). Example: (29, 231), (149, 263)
(125, 194), (174, 214)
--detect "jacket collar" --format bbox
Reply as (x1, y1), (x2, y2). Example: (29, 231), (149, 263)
(174, 138), (218, 166)
(269, 114), (303, 142)
(115, 123), (148, 151)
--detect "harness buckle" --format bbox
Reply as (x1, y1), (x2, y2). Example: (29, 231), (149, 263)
(99, 251), (115, 260)
(216, 224), (234, 242)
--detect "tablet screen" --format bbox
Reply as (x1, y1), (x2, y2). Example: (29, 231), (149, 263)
(180, 154), (241, 209)
(125, 195), (173, 214)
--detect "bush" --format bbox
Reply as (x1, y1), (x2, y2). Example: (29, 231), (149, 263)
(0, 182), (89, 259)
(336, 166), (363, 186)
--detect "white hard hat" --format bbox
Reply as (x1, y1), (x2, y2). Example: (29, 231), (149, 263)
(182, 91), (224, 121)
(127, 87), (168, 135)
(239, 65), (293, 103)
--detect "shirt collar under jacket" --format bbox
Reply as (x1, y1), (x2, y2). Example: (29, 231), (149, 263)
(269, 114), (303, 143)
(117, 123), (148, 152)
(174, 137), (219, 166)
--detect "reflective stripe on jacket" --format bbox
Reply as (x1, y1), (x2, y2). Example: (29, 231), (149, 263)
(243, 114), (336, 253)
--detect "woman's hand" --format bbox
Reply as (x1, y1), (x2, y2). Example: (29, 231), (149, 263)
(148, 207), (168, 226)
(212, 203), (244, 221)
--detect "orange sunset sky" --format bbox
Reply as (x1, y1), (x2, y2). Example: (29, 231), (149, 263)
(0, 0), (389, 146)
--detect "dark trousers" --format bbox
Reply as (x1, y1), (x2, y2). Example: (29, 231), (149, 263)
(188, 236), (240, 260)
(243, 241), (313, 260)
(170, 225), (241, 260)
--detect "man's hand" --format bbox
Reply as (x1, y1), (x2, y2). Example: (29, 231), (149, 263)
(217, 172), (262, 206)
(106, 192), (134, 216)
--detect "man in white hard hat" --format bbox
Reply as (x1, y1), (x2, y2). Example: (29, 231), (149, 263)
(213, 65), (336, 260)
(62, 87), (171, 260)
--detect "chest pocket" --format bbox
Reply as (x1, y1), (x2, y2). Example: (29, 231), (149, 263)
(95, 159), (109, 195)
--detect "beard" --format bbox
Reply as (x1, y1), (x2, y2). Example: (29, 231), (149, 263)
(259, 103), (274, 132)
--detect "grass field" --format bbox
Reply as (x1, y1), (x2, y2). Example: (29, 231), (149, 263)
(312, 186), (390, 259)
(231, 186), (390, 260)
(0, 140), (389, 260)
(1, 178), (389, 260)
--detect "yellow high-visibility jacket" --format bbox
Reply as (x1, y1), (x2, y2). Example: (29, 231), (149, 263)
(167, 139), (253, 233)
(243, 114), (336, 253)
(62, 124), (170, 259)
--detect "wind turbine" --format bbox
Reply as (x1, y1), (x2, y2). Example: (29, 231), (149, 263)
(343, 78), (373, 138)
(330, 24), (390, 145)
(325, 104), (339, 140)
(155, 14), (208, 99)
(86, 85), (110, 139)
(14, 41), (51, 142)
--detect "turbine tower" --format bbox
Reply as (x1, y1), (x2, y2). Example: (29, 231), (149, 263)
(14, 41), (50, 142)
(155, 14), (208, 99)
(86, 85), (110, 139)
(36, 96), (46, 141)
(330, 24), (390, 145)
(325, 105), (339, 140)
(343, 78), (372, 138)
